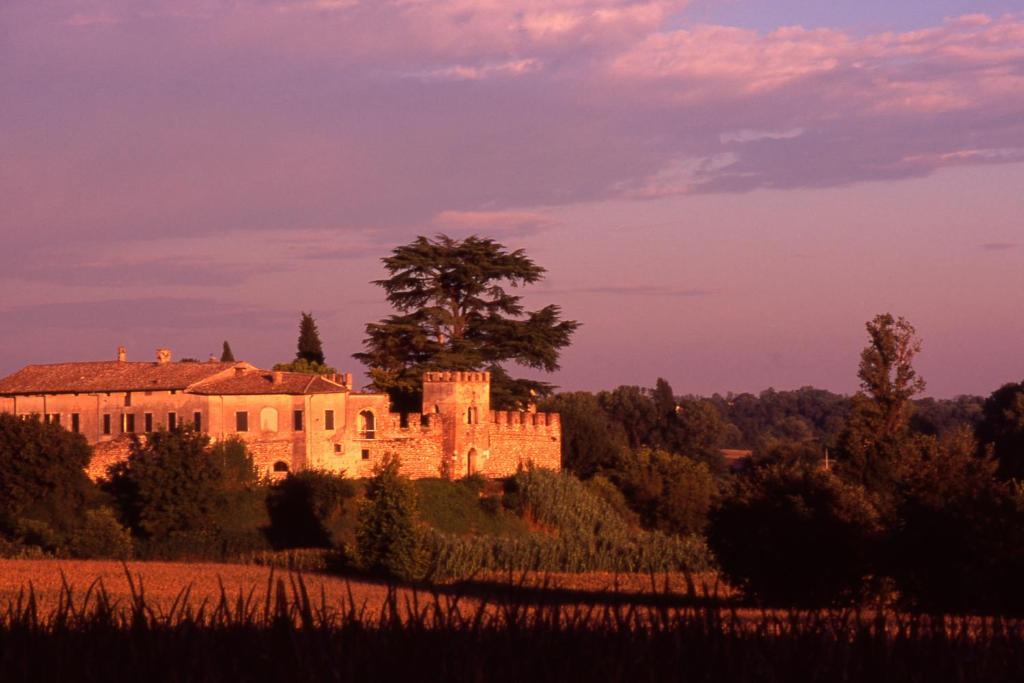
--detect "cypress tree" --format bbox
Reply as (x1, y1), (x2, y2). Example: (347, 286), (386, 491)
(220, 341), (235, 362)
(296, 312), (326, 365)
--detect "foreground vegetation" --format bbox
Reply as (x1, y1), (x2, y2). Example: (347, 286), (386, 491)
(1, 566), (1024, 682)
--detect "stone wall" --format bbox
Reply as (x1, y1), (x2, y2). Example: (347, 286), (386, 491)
(483, 410), (561, 475)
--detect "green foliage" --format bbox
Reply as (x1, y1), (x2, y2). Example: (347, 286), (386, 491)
(354, 234), (579, 410)
(266, 470), (356, 549)
(538, 392), (625, 478)
(418, 467), (711, 579)
(220, 340), (235, 362)
(611, 448), (717, 536)
(413, 478), (528, 537)
(709, 463), (883, 606)
(297, 311), (326, 365)
(67, 507), (133, 559)
(103, 430), (270, 559)
(976, 380), (1024, 480)
(890, 427), (1024, 613)
(857, 313), (926, 435)
(272, 358), (338, 375)
(0, 413), (96, 542)
(356, 454), (421, 579)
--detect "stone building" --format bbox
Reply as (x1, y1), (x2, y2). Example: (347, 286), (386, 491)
(0, 347), (561, 480)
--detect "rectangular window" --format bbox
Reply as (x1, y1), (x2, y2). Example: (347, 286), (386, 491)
(103, 414), (111, 435)
(125, 414), (135, 433)
(194, 412), (202, 431)
(334, 444), (342, 453)
(361, 449), (370, 461)
(168, 412), (177, 430)
(124, 392), (132, 407)
(324, 410), (335, 430)
(236, 411), (248, 432)
(293, 410), (304, 431)
(71, 413), (80, 433)
(144, 413), (153, 433)
(46, 413), (60, 426)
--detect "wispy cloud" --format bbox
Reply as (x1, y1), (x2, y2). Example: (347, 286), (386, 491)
(980, 242), (1018, 251)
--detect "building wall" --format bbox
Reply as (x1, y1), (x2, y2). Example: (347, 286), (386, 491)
(483, 411), (562, 476)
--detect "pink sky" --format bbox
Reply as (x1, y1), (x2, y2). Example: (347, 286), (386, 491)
(1, 1), (1022, 397)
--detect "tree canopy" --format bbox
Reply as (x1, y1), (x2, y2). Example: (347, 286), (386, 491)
(220, 340), (235, 362)
(274, 312), (336, 374)
(354, 235), (579, 409)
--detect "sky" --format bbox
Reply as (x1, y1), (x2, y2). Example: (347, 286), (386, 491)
(1, 0), (1023, 399)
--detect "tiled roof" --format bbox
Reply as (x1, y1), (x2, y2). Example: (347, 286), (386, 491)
(188, 369), (347, 396)
(0, 361), (240, 395)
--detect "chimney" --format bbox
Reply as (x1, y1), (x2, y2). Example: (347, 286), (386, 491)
(117, 346), (127, 362)
(345, 372), (353, 387)
(234, 367), (246, 377)
(156, 348), (172, 364)
(272, 371), (283, 385)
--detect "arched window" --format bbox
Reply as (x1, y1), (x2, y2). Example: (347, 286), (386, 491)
(260, 407), (279, 432)
(467, 448), (478, 476)
(466, 407), (477, 424)
(273, 461), (289, 473)
(359, 410), (376, 439)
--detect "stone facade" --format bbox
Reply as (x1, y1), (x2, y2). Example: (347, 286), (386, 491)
(0, 348), (561, 480)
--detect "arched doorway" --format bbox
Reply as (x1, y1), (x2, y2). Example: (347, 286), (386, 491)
(467, 448), (478, 476)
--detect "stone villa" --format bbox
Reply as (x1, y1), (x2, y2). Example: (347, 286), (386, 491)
(0, 347), (561, 480)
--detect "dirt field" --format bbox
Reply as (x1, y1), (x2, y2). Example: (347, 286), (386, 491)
(0, 560), (720, 618)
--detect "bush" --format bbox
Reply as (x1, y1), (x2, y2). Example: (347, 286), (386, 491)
(611, 449), (717, 536)
(414, 478), (527, 537)
(67, 508), (133, 559)
(356, 454), (421, 579)
(266, 470), (356, 549)
(709, 463), (883, 606)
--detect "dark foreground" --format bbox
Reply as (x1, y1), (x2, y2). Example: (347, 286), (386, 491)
(1, 572), (1022, 682)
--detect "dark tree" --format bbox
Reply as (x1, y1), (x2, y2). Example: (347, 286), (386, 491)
(540, 392), (626, 479)
(708, 462), (882, 606)
(266, 470), (356, 549)
(220, 340), (236, 362)
(354, 235), (579, 410)
(356, 454), (420, 579)
(297, 312), (326, 365)
(0, 414), (96, 545)
(611, 448), (717, 536)
(976, 380), (1024, 480)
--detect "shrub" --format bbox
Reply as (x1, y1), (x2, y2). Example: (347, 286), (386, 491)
(266, 469), (356, 549)
(709, 462), (883, 606)
(67, 508), (133, 559)
(356, 454), (421, 579)
(611, 449), (717, 536)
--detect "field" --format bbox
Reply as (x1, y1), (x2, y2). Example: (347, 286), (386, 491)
(3, 559), (1024, 682)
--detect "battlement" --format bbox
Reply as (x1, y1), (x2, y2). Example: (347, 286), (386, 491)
(423, 371), (491, 383)
(489, 410), (561, 431)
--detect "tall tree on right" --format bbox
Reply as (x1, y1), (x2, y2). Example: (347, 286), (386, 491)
(976, 380), (1024, 480)
(836, 314), (926, 506)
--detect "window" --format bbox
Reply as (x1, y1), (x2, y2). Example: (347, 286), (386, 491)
(259, 407), (278, 432)
(71, 413), (80, 433)
(273, 461), (290, 473)
(125, 414), (136, 433)
(103, 414), (111, 435)
(144, 413), (153, 433)
(334, 444), (342, 453)
(46, 413), (60, 426)
(467, 407), (477, 424)
(293, 410), (304, 431)
(124, 392), (132, 407)
(324, 410), (335, 430)
(399, 412), (409, 428)
(361, 449), (370, 460)
(236, 411), (248, 432)
(168, 412), (177, 430)
(358, 410), (375, 439)
(194, 412), (202, 430)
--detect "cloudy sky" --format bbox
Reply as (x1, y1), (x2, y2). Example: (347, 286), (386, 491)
(2, 0), (1023, 397)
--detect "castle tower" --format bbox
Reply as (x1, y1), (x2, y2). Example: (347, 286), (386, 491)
(422, 371), (491, 478)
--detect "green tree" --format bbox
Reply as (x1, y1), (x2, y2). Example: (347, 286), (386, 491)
(354, 235), (579, 410)
(266, 470), (356, 549)
(976, 381), (1024, 480)
(540, 391), (626, 479)
(612, 448), (717, 536)
(0, 414), (96, 545)
(355, 454), (420, 579)
(836, 314), (926, 505)
(297, 312), (326, 365)
(709, 462), (883, 606)
(220, 340), (236, 362)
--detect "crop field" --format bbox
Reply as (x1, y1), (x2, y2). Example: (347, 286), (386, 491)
(2, 559), (1024, 682)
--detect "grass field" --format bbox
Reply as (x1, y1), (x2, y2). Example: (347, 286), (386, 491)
(3, 559), (1024, 682)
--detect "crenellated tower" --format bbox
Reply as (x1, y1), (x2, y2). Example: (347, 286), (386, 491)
(422, 371), (491, 478)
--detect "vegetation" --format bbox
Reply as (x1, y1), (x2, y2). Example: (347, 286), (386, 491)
(265, 470), (356, 549)
(274, 312), (337, 374)
(355, 455), (421, 579)
(220, 340), (235, 362)
(354, 234), (580, 410)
